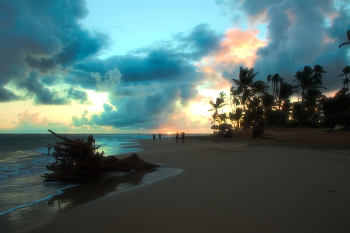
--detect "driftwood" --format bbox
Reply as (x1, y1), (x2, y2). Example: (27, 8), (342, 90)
(42, 129), (160, 182)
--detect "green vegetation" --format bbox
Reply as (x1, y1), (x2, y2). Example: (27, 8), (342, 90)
(209, 64), (350, 130)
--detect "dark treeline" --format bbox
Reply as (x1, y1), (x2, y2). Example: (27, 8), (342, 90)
(209, 64), (350, 130)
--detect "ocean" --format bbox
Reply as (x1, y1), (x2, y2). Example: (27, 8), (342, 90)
(0, 133), (183, 216)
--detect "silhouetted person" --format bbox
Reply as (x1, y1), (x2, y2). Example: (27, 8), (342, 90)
(153, 134), (156, 140)
(176, 132), (179, 143)
(159, 133), (161, 141)
(182, 132), (185, 143)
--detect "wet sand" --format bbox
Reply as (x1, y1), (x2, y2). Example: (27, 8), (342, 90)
(6, 128), (350, 232)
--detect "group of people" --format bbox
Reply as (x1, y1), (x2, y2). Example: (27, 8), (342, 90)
(175, 132), (185, 143)
(152, 132), (185, 143)
(153, 133), (161, 141)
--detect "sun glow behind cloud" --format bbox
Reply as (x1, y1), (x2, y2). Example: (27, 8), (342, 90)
(86, 90), (109, 112)
(215, 29), (265, 68)
(2, 0), (348, 134)
(0, 24), (268, 134)
(0, 91), (111, 133)
(184, 28), (267, 129)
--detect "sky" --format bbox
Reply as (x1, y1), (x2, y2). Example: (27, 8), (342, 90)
(0, 0), (349, 134)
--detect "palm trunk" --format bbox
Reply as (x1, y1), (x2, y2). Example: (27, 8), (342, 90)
(300, 90), (304, 126)
(297, 80), (300, 103)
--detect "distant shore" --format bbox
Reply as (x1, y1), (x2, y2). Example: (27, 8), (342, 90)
(8, 128), (350, 232)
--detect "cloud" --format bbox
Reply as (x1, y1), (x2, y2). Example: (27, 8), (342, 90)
(215, 29), (265, 68)
(70, 24), (221, 86)
(155, 110), (211, 133)
(173, 24), (223, 60)
(0, 109), (107, 134)
(2, 110), (67, 133)
(67, 87), (89, 103)
(216, 0), (350, 94)
(5, 0), (349, 133)
(91, 67), (123, 92)
(0, 86), (21, 102)
(0, 0), (109, 102)
(72, 110), (91, 127)
(73, 83), (181, 129)
(18, 70), (69, 105)
(68, 24), (224, 130)
(14, 70), (88, 105)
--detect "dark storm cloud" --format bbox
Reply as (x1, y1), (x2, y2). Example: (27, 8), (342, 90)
(108, 51), (197, 83)
(18, 70), (68, 105)
(65, 70), (97, 89)
(67, 87), (89, 103)
(73, 50), (196, 86)
(173, 24), (223, 60)
(25, 56), (56, 73)
(16, 70), (89, 105)
(0, 0), (108, 102)
(0, 86), (21, 102)
(55, 30), (108, 66)
(256, 1), (293, 58)
(41, 76), (59, 86)
(71, 24), (221, 86)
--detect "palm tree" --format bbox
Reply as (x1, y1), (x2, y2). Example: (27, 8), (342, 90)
(339, 30), (350, 48)
(232, 67), (258, 106)
(279, 82), (296, 126)
(218, 91), (227, 113)
(232, 67), (258, 127)
(304, 88), (324, 123)
(248, 96), (261, 126)
(208, 91), (227, 129)
(219, 91), (227, 101)
(208, 98), (224, 125)
(218, 113), (228, 124)
(279, 82), (295, 104)
(342, 78), (349, 90)
(229, 108), (243, 128)
(271, 73), (282, 99)
(266, 74), (272, 94)
(292, 75), (300, 102)
(338, 66), (350, 93)
(262, 93), (275, 127)
(294, 65), (327, 125)
(230, 86), (240, 112)
(209, 111), (219, 126)
(251, 80), (267, 99)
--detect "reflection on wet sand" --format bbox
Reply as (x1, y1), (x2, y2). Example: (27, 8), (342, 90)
(0, 168), (181, 233)
(49, 169), (157, 212)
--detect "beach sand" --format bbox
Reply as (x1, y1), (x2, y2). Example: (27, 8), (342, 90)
(9, 128), (350, 232)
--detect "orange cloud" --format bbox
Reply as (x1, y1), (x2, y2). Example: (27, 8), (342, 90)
(214, 77), (231, 90)
(322, 33), (335, 44)
(215, 29), (265, 67)
(202, 65), (215, 75)
(17, 110), (61, 126)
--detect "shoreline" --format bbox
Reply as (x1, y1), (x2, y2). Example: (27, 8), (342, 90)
(188, 127), (350, 150)
(2, 128), (350, 232)
(0, 166), (182, 233)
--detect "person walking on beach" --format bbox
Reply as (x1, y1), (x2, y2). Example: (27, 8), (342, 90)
(182, 132), (185, 143)
(159, 133), (161, 141)
(153, 134), (156, 141)
(176, 132), (179, 143)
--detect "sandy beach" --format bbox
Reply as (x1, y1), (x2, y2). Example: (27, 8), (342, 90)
(5, 128), (350, 232)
